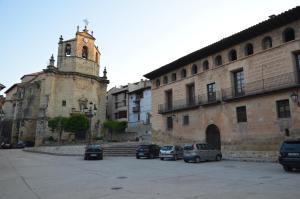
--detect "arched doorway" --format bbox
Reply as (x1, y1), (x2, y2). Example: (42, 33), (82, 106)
(206, 124), (221, 150)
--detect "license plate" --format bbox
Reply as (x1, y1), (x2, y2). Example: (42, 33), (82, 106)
(90, 154), (97, 157)
(288, 153), (299, 156)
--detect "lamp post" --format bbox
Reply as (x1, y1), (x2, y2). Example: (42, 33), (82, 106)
(84, 102), (97, 144)
(290, 92), (300, 107)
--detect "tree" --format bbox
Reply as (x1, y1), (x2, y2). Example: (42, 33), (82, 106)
(65, 113), (89, 139)
(103, 120), (127, 140)
(48, 116), (68, 144)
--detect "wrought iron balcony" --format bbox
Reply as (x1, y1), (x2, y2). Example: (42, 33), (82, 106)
(158, 96), (199, 114)
(222, 72), (300, 101)
(198, 91), (221, 105)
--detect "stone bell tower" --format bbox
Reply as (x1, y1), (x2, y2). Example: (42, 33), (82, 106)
(56, 25), (101, 77)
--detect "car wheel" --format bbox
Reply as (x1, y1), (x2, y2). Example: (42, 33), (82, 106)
(195, 156), (201, 163)
(184, 159), (189, 163)
(136, 155), (140, 159)
(160, 158), (164, 160)
(149, 154), (154, 159)
(215, 154), (222, 161)
(283, 166), (292, 172)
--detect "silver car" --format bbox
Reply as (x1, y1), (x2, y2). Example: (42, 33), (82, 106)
(159, 145), (183, 160)
(183, 143), (222, 163)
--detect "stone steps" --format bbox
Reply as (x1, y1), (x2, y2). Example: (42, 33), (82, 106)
(103, 146), (137, 156)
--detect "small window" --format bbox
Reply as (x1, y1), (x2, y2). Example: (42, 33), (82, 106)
(181, 69), (187, 78)
(62, 100), (66, 106)
(203, 60), (209, 71)
(215, 55), (222, 66)
(163, 76), (168, 84)
(236, 106), (247, 123)
(283, 27), (295, 42)
(118, 111), (127, 119)
(167, 116), (173, 130)
(191, 64), (198, 74)
(244, 43), (253, 56)
(171, 73), (177, 81)
(262, 36), (272, 50)
(95, 52), (99, 63)
(82, 46), (88, 59)
(65, 44), (71, 56)
(183, 115), (189, 125)
(155, 79), (160, 87)
(277, 99), (291, 118)
(228, 49), (237, 61)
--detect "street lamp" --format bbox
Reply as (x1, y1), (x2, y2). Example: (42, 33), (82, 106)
(84, 102), (97, 144)
(290, 92), (300, 107)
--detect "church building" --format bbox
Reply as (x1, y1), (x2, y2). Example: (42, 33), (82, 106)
(2, 26), (109, 145)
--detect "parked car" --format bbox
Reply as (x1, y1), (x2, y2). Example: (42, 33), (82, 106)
(84, 144), (103, 160)
(183, 143), (222, 163)
(0, 142), (12, 149)
(159, 145), (183, 160)
(136, 144), (160, 159)
(24, 141), (35, 147)
(279, 139), (300, 172)
(15, 141), (26, 149)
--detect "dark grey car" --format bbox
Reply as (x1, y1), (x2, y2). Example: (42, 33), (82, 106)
(183, 143), (222, 163)
(159, 145), (183, 160)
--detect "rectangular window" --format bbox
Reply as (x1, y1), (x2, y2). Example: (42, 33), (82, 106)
(277, 99), (291, 118)
(115, 103), (118, 109)
(207, 83), (216, 102)
(236, 106), (247, 123)
(233, 70), (245, 97)
(62, 100), (66, 106)
(183, 115), (189, 125)
(167, 116), (173, 130)
(118, 111), (127, 119)
(186, 83), (195, 105)
(165, 90), (173, 111)
(171, 73), (177, 81)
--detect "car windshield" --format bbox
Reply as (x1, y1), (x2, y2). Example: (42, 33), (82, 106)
(138, 145), (149, 149)
(87, 145), (101, 149)
(183, 145), (194, 150)
(161, 146), (173, 150)
(282, 142), (300, 152)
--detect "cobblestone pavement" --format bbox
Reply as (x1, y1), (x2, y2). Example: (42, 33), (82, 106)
(0, 149), (299, 199)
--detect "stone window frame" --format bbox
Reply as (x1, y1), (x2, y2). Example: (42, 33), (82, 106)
(203, 60), (209, 71)
(191, 64), (198, 75)
(276, 99), (291, 118)
(166, 116), (173, 130)
(82, 46), (89, 59)
(282, 27), (295, 43)
(214, 55), (222, 66)
(183, 115), (189, 126)
(62, 100), (66, 107)
(228, 49), (237, 62)
(244, 43), (254, 56)
(65, 44), (71, 56)
(262, 36), (272, 50)
(181, 69), (187, 78)
(163, 76), (168, 84)
(171, 73), (177, 82)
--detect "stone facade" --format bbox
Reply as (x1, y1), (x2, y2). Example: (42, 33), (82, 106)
(106, 85), (128, 122)
(144, 7), (300, 155)
(2, 27), (109, 145)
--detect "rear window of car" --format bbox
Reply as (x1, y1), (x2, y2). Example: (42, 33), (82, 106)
(183, 145), (194, 150)
(281, 142), (300, 152)
(138, 145), (150, 149)
(161, 146), (173, 150)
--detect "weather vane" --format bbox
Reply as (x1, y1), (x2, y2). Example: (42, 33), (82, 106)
(83, 18), (89, 28)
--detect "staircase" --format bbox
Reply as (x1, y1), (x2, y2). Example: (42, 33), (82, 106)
(103, 145), (137, 156)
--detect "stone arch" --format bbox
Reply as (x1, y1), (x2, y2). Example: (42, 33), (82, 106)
(206, 124), (221, 150)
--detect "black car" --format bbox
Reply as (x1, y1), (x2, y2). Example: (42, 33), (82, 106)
(15, 141), (26, 149)
(279, 139), (300, 171)
(84, 144), (103, 160)
(136, 144), (160, 159)
(0, 142), (12, 149)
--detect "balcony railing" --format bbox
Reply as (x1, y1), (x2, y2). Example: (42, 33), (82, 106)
(132, 106), (140, 112)
(198, 91), (221, 105)
(158, 96), (199, 114)
(222, 72), (299, 101)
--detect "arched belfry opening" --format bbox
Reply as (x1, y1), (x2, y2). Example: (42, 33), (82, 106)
(206, 124), (221, 150)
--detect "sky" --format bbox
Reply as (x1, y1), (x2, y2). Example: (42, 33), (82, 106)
(0, 0), (299, 95)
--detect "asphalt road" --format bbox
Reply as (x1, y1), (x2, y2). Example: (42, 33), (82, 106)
(0, 149), (299, 199)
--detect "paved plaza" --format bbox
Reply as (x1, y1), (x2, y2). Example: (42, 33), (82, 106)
(0, 149), (299, 199)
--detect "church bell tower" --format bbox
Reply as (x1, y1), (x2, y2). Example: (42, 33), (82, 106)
(56, 25), (101, 77)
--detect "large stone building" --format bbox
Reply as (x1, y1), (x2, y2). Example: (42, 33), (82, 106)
(144, 7), (300, 157)
(2, 26), (109, 145)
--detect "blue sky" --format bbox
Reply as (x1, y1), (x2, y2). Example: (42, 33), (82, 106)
(0, 0), (299, 94)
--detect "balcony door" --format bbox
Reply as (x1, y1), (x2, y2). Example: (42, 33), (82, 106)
(233, 70), (245, 97)
(296, 53), (300, 83)
(207, 83), (216, 102)
(186, 83), (195, 105)
(165, 90), (173, 111)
